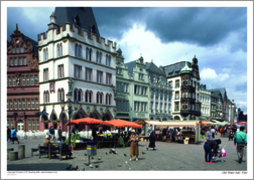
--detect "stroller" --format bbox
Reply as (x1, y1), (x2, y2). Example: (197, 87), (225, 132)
(211, 145), (226, 162)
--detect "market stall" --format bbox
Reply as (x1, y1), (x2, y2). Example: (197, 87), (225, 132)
(143, 120), (201, 144)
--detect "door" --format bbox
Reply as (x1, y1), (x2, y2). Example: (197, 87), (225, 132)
(17, 120), (24, 132)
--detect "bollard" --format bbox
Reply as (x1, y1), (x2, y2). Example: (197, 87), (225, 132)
(7, 148), (14, 160)
(9, 151), (18, 161)
(18, 145), (25, 159)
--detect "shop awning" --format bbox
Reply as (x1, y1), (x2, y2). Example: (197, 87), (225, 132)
(104, 119), (142, 128)
(143, 120), (200, 127)
(65, 117), (106, 125)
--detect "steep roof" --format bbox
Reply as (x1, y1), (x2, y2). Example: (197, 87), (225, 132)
(145, 62), (165, 77)
(54, 7), (100, 38)
(163, 61), (192, 77)
(124, 60), (137, 76)
(208, 88), (227, 101)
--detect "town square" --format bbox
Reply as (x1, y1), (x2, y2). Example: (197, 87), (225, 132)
(2, 1), (253, 179)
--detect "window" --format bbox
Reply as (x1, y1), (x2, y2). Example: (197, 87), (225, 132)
(43, 68), (49, 81)
(23, 57), (26, 65)
(99, 52), (102, 64)
(50, 82), (55, 92)
(106, 94), (112, 105)
(26, 75), (30, 85)
(10, 100), (13, 109)
(32, 119), (35, 130)
(139, 73), (144, 80)
(12, 48), (15, 53)
(12, 76), (15, 86)
(30, 75), (34, 85)
(18, 99), (21, 109)
(22, 99), (25, 109)
(14, 99), (17, 109)
(175, 91), (179, 99)
(116, 68), (122, 75)
(36, 119), (39, 131)
(106, 54), (111, 66)
(10, 58), (13, 66)
(60, 89), (64, 102)
(74, 65), (81, 78)
(85, 68), (92, 81)
(96, 92), (103, 104)
(97, 71), (103, 83)
(96, 51), (99, 63)
(175, 80), (180, 88)
(31, 99), (34, 109)
(43, 48), (48, 61)
(19, 57), (22, 65)
(78, 90), (82, 101)
(86, 47), (92, 60)
(44, 91), (49, 103)
(174, 102), (179, 111)
(58, 64), (64, 78)
(57, 43), (63, 57)
(16, 47), (19, 53)
(35, 99), (38, 109)
(27, 99), (30, 109)
(106, 73), (112, 85)
(7, 100), (9, 110)
(20, 47), (23, 53)
(28, 119), (31, 131)
(14, 58), (17, 66)
(8, 77), (11, 86)
(35, 75), (38, 85)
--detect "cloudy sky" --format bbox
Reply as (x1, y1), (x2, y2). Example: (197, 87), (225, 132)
(5, 2), (251, 114)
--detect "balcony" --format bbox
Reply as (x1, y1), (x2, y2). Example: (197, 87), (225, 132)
(181, 97), (195, 103)
(180, 110), (201, 116)
(181, 85), (195, 92)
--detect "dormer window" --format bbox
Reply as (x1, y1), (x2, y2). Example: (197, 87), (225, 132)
(74, 15), (80, 24)
(91, 25), (96, 33)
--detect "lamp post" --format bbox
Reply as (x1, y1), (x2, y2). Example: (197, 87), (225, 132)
(60, 92), (73, 147)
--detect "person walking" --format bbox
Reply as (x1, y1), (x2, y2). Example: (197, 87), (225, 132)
(234, 126), (247, 163)
(203, 139), (221, 163)
(129, 129), (139, 161)
(206, 127), (213, 141)
(146, 131), (156, 150)
(58, 126), (62, 141)
(7, 126), (11, 142)
(11, 127), (19, 144)
(211, 127), (215, 139)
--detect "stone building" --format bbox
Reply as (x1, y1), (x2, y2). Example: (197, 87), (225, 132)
(199, 84), (211, 120)
(38, 7), (116, 132)
(145, 62), (173, 121)
(7, 24), (40, 132)
(163, 56), (201, 120)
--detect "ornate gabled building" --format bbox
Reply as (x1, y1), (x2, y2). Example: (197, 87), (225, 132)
(38, 7), (117, 132)
(145, 61), (173, 121)
(124, 56), (150, 122)
(7, 24), (40, 132)
(163, 56), (201, 120)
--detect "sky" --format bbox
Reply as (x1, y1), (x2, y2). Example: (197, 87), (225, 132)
(5, 3), (250, 114)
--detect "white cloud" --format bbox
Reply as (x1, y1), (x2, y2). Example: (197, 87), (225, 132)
(200, 68), (230, 81)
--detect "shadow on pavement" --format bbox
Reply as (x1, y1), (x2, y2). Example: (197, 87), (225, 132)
(8, 163), (71, 171)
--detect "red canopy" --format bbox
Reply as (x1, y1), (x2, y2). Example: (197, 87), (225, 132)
(104, 119), (142, 128)
(234, 122), (247, 125)
(65, 117), (106, 125)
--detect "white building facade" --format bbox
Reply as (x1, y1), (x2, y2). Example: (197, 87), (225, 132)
(199, 84), (211, 120)
(38, 9), (117, 132)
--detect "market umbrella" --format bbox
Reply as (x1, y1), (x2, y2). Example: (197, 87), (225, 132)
(234, 122), (247, 125)
(104, 119), (142, 128)
(65, 117), (106, 125)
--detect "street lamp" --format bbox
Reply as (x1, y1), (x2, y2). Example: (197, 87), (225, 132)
(60, 92), (73, 147)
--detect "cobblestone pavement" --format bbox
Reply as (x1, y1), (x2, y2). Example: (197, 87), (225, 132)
(6, 135), (247, 171)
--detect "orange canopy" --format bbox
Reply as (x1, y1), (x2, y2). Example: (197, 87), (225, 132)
(65, 117), (106, 125)
(104, 119), (142, 128)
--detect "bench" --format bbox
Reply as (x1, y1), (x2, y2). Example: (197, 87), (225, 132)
(38, 144), (71, 160)
(31, 148), (39, 157)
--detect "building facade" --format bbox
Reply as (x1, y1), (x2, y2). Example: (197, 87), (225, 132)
(163, 56), (201, 120)
(125, 56), (150, 122)
(38, 7), (116, 132)
(146, 62), (173, 121)
(7, 24), (40, 132)
(199, 84), (211, 120)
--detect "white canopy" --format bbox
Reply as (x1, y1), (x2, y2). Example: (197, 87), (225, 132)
(144, 120), (200, 127)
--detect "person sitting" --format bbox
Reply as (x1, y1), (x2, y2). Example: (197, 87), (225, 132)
(43, 135), (56, 157)
(58, 136), (72, 158)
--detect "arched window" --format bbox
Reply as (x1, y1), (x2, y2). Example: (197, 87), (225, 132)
(78, 45), (82, 58)
(106, 54), (111, 66)
(89, 48), (92, 61)
(58, 89), (61, 102)
(106, 94), (108, 105)
(85, 90), (89, 102)
(43, 49), (46, 61)
(74, 89), (78, 101)
(100, 93), (103, 104)
(61, 88), (65, 101)
(78, 89), (82, 101)
(99, 52), (102, 64)
(89, 91), (93, 103)
(96, 51), (99, 63)
(96, 92), (99, 104)
(60, 43), (62, 56)
(75, 44), (78, 57)
(45, 48), (48, 61)
(109, 94), (112, 105)
(86, 47), (89, 60)
(57, 44), (60, 57)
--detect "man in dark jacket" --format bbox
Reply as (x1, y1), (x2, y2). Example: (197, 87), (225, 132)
(58, 126), (62, 141)
(147, 131), (156, 150)
(204, 139), (221, 163)
(7, 127), (11, 142)
(49, 126), (55, 140)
